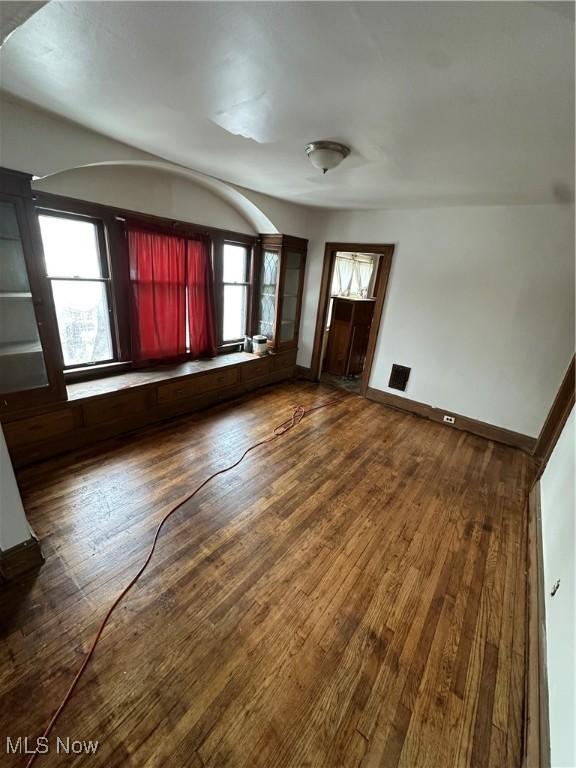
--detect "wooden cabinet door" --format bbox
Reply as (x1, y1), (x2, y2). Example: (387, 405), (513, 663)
(276, 247), (306, 349)
(257, 234), (308, 352)
(325, 321), (352, 375)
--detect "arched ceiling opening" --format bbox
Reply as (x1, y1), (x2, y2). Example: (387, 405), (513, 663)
(34, 160), (279, 234)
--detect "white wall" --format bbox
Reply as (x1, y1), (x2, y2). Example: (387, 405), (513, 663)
(540, 408), (575, 768)
(299, 204), (575, 437)
(34, 165), (257, 235)
(0, 425), (33, 551)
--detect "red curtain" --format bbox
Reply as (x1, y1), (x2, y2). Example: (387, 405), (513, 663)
(128, 227), (216, 364)
(187, 237), (217, 358)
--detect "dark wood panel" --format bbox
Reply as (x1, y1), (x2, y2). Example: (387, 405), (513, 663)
(524, 482), (551, 768)
(534, 355), (575, 467)
(83, 388), (154, 426)
(0, 537), (44, 582)
(2, 407), (76, 447)
(241, 356), (273, 381)
(0, 381), (537, 767)
(158, 367), (239, 403)
(272, 349), (297, 371)
(295, 364), (314, 380)
(324, 298), (375, 377)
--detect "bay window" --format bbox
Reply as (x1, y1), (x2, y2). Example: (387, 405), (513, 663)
(35, 194), (260, 380)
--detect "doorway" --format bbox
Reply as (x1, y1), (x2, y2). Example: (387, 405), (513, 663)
(310, 243), (394, 397)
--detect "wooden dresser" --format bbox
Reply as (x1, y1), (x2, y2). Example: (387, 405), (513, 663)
(324, 297), (375, 376)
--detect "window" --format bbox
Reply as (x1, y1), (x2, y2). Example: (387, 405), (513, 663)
(258, 249), (279, 340)
(38, 213), (116, 368)
(331, 252), (377, 299)
(221, 242), (250, 343)
(34, 192), (259, 378)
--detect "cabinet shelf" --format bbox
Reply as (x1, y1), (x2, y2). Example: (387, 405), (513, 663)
(0, 169), (65, 410)
(0, 341), (43, 357)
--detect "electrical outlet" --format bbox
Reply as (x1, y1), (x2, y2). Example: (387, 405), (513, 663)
(443, 415), (455, 424)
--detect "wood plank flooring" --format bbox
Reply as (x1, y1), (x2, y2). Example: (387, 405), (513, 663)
(0, 382), (537, 767)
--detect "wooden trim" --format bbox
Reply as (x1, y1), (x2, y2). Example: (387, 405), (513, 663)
(524, 482), (551, 767)
(365, 386), (536, 452)
(39, 207), (123, 368)
(0, 537), (44, 582)
(249, 239), (263, 337)
(310, 244), (337, 380)
(295, 365), (314, 380)
(360, 249), (393, 396)
(65, 361), (133, 384)
(309, 242), (394, 389)
(260, 234), (308, 250)
(0, 167), (35, 197)
(534, 355), (575, 467)
(0, 177), (67, 413)
(213, 233), (225, 347)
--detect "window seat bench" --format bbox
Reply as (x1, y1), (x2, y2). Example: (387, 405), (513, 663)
(2, 349), (297, 468)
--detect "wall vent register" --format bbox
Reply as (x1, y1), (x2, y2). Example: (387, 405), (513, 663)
(388, 364), (411, 392)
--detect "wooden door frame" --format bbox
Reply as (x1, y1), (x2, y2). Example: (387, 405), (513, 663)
(309, 242), (394, 396)
(533, 355), (575, 469)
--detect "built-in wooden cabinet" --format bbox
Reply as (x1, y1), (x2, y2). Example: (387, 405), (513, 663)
(0, 169), (66, 414)
(2, 350), (297, 467)
(325, 297), (375, 377)
(255, 234), (307, 351)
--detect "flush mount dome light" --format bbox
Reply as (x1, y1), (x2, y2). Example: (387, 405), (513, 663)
(305, 141), (350, 174)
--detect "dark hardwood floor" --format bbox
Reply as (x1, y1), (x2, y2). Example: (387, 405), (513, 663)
(0, 381), (537, 767)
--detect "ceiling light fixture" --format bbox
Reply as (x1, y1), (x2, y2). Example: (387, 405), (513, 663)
(305, 141), (350, 174)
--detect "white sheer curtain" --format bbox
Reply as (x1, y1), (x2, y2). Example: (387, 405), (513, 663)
(357, 259), (373, 293)
(331, 253), (375, 298)
(333, 257), (355, 296)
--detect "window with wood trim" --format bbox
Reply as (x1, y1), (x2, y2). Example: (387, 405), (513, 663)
(38, 212), (118, 369)
(219, 241), (251, 345)
(33, 192), (261, 380)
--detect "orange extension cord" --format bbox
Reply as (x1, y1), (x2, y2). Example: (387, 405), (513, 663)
(25, 395), (344, 767)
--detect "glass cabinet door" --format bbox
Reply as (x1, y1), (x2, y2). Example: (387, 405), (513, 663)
(258, 248), (279, 340)
(279, 249), (303, 344)
(0, 200), (50, 395)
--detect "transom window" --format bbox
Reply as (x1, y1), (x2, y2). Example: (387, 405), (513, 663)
(38, 213), (116, 368)
(221, 242), (250, 343)
(331, 252), (377, 299)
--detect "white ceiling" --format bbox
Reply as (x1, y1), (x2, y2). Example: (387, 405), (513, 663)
(0, 1), (573, 209)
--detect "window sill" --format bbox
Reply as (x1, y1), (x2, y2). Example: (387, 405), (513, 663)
(64, 361), (132, 383)
(65, 352), (262, 401)
(64, 346), (245, 384)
